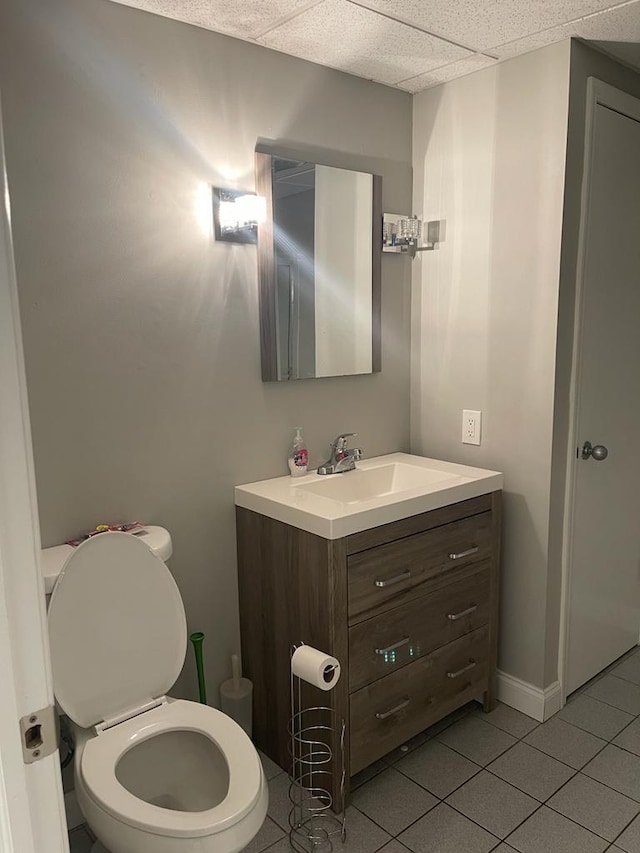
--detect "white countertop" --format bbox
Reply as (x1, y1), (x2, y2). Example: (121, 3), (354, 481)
(234, 452), (503, 539)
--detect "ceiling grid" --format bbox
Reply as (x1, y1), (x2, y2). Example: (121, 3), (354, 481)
(109, 0), (640, 90)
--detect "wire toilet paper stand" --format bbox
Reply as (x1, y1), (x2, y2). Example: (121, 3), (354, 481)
(288, 643), (346, 853)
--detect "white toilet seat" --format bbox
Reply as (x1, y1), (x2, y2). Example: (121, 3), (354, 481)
(81, 700), (264, 838)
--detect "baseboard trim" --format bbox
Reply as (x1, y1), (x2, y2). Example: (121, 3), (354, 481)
(64, 790), (84, 830)
(496, 670), (562, 722)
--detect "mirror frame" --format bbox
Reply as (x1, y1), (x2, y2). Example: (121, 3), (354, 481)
(255, 151), (382, 382)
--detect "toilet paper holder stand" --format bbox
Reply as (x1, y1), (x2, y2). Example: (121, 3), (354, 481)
(288, 642), (346, 853)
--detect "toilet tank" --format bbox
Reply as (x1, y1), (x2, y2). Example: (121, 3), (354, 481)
(40, 526), (172, 594)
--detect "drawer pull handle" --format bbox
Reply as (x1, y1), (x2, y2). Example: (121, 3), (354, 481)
(375, 697), (411, 720)
(447, 660), (477, 679)
(449, 546), (479, 560)
(375, 637), (410, 656)
(447, 605), (478, 622)
(375, 570), (411, 588)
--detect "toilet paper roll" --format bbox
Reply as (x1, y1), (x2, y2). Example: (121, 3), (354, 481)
(291, 645), (341, 691)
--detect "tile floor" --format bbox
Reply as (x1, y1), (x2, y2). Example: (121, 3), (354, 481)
(68, 824), (95, 852)
(69, 647), (640, 853)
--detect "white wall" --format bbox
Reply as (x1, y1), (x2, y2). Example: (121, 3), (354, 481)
(0, 0), (412, 702)
(411, 42), (571, 689)
(314, 166), (373, 377)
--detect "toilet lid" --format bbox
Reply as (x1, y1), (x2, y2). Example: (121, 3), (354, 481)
(48, 532), (187, 728)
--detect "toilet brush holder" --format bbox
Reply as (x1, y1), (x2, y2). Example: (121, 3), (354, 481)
(220, 654), (253, 737)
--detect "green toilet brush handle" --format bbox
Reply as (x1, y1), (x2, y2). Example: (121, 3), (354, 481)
(190, 632), (207, 704)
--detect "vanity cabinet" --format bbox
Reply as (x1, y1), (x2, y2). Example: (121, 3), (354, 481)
(236, 490), (500, 795)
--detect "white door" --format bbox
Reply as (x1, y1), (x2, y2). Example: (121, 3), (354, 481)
(565, 82), (640, 696)
(0, 97), (69, 851)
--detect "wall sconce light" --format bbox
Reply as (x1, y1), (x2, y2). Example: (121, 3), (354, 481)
(212, 187), (267, 244)
(382, 213), (441, 257)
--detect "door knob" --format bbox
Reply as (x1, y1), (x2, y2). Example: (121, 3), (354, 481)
(581, 441), (608, 461)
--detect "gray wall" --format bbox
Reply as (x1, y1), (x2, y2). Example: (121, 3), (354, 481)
(410, 39), (640, 694)
(411, 42), (571, 690)
(0, 0), (412, 700)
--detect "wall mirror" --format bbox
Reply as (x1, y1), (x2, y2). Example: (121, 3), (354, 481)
(256, 150), (381, 381)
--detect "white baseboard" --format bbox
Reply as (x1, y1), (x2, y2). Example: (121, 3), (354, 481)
(64, 790), (84, 830)
(496, 670), (562, 722)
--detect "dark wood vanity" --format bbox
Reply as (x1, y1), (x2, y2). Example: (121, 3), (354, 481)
(236, 489), (501, 799)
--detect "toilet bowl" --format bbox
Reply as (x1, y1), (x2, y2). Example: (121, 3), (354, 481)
(45, 530), (267, 853)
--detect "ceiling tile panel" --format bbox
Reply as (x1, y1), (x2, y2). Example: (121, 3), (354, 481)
(493, 1), (640, 59)
(110, 0), (321, 40)
(398, 54), (497, 93)
(257, 0), (471, 85)
(353, 0), (635, 51)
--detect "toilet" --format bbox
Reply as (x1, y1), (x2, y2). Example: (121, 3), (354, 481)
(45, 528), (268, 853)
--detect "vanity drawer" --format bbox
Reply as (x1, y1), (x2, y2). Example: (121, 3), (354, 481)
(348, 512), (492, 622)
(349, 626), (489, 774)
(348, 569), (490, 692)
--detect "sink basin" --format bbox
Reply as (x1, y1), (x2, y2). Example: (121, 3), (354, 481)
(235, 453), (502, 539)
(296, 461), (469, 504)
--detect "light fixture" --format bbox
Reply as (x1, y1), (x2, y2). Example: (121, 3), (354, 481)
(382, 213), (441, 257)
(212, 187), (267, 244)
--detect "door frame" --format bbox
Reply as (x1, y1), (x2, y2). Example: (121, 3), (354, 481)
(0, 97), (69, 852)
(558, 78), (640, 705)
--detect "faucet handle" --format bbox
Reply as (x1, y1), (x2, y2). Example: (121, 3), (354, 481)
(333, 432), (357, 450)
(317, 433), (361, 474)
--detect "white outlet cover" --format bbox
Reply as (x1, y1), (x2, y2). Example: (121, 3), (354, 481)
(462, 410), (481, 445)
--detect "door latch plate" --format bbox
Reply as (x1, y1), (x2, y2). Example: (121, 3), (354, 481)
(20, 704), (57, 764)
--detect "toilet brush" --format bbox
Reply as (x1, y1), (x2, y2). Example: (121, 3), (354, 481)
(190, 632), (207, 704)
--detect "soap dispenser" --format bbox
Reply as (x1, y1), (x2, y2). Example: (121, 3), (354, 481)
(288, 427), (308, 477)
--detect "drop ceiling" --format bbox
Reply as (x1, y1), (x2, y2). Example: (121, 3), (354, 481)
(109, 0), (640, 91)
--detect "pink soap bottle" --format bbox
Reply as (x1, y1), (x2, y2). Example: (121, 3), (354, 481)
(288, 427), (308, 477)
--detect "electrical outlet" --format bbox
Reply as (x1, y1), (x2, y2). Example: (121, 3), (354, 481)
(462, 410), (481, 446)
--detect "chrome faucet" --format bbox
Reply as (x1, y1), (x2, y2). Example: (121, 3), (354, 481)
(317, 433), (362, 475)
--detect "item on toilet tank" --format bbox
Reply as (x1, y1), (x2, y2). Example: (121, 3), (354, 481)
(190, 631), (207, 704)
(220, 654), (253, 737)
(66, 521), (145, 547)
(288, 427), (308, 477)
